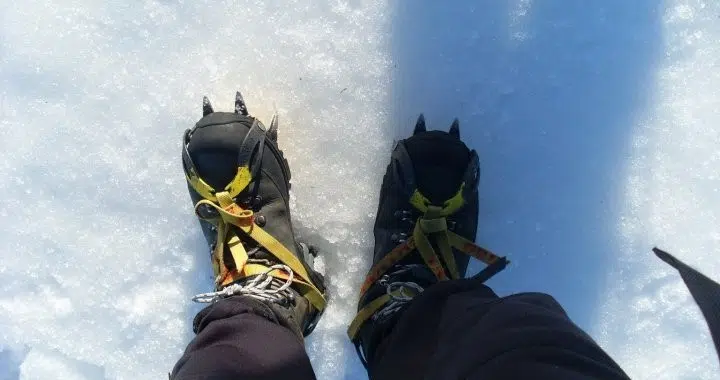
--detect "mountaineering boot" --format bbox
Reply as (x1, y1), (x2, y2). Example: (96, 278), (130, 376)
(348, 115), (508, 365)
(182, 92), (327, 338)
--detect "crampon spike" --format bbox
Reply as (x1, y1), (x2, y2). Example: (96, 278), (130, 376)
(202, 96), (214, 116)
(414, 114), (426, 135)
(235, 91), (249, 115)
(268, 114), (278, 142)
(449, 118), (460, 138)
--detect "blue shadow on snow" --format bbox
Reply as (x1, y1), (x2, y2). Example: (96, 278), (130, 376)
(387, 0), (661, 346)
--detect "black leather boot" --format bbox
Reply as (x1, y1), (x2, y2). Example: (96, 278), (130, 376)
(183, 92), (326, 337)
(350, 115), (506, 365)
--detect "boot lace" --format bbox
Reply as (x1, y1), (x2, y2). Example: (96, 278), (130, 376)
(192, 263), (295, 304)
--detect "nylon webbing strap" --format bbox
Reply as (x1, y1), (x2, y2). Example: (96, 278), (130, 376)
(195, 194), (327, 312)
(347, 285), (423, 340)
(654, 247), (720, 364)
(216, 192), (250, 287)
(184, 121), (326, 313)
(350, 145), (502, 342)
(416, 206), (459, 279)
(413, 218), (450, 281)
(348, 209), (506, 340)
(182, 120), (263, 202)
(360, 240), (415, 295)
(355, 225), (503, 300)
(210, 219), (230, 285)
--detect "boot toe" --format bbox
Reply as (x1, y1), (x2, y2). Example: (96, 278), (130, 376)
(187, 113), (256, 190)
(402, 131), (472, 203)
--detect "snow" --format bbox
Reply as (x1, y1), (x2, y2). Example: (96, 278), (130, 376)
(0, 0), (718, 379)
(595, 1), (720, 378)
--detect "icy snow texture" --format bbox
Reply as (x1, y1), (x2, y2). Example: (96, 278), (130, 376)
(595, 1), (720, 378)
(0, 0), (718, 379)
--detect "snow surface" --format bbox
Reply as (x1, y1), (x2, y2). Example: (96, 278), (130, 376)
(1, 0), (718, 379)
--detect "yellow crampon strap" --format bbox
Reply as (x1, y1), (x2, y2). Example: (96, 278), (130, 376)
(409, 183), (466, 216)
(348, 190), (506, 341)
(347, 284), (423, 339)
(414, 206), (458, 280)
(189, 171), (326, 313)
(186, 165), (253, 202)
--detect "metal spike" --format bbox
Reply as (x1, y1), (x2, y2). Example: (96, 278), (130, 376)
(202, 96), (214, 116)
(449, 118), (460, 138)
(268, 114), (278, 142)
(234, 91), (248, 115)
(413, 114), (426, 135)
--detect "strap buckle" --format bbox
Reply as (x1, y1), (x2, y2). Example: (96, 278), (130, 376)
(379, 275), (424, 302)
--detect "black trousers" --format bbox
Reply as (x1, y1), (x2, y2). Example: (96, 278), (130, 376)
(172, 277), (630, 379)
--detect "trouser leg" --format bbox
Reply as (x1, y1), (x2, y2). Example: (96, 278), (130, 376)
(369, 278), (629, 380)
(172, 296), (316, 380)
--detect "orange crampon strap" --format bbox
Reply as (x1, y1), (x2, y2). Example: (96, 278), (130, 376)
(348, 203), (509, 341)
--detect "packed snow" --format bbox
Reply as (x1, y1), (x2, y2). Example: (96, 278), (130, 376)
(1, 0), (718, 379)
